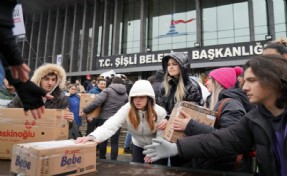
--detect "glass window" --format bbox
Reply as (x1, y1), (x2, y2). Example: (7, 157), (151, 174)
(274, 0), (287, 38)
(122, 0), (140, 54)
(148, 0), (196, 52)
(253, 0), (268, 40)
(202, 0), (250, 46)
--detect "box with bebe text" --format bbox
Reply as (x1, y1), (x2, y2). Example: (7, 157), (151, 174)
(0, 108), (68, 159)
(163, 101), (217, 143)
(10, 140), (97, 176)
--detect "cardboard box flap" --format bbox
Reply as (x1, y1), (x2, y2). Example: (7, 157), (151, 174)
(0, 108), (66, 127)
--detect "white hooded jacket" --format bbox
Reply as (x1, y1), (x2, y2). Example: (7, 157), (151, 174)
(89, 80), (166, 148)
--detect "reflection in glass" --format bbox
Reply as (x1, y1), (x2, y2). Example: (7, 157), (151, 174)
(273, 0), (287, 38)
(148, 0), (196, 52)
(202, 0), (250, 46)
(253, 0), (268, 41)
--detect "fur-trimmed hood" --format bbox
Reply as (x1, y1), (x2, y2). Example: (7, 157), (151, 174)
(31, 63), (66, 90)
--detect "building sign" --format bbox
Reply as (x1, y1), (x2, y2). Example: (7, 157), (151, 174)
(12, 4), (26, 37)
(96, 41), (267, 70)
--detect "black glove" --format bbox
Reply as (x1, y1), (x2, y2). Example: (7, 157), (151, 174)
(13, 80), (46, 111)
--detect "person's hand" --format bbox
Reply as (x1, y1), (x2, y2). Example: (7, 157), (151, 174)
(13, 80), (54, 119)
(144, 156), (153, 164)
(80, 111), (87, 118)
(173, 116), (190, 131)
(143, 138), (178, 163)
(75, 136), (99, 144)
(87, 116), (93, 122)
(75, 136), (91, 144)
(64, 110), (74, 123)
(10, 63), (30, 82)
(156, 119), (168, 130)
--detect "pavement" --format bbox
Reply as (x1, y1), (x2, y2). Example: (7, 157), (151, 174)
(104, 146), (132, 162)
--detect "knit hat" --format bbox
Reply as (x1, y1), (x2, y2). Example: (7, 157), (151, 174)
(208, 67), (237, 89)
(234, 66), (243, 76)
(86, 74), (91, 79)
(129, 80), (155, 104)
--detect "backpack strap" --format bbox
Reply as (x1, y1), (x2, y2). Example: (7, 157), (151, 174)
(215, 98), (232, 125)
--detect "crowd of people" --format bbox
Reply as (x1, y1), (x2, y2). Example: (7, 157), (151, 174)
(0, 2), (286, 175)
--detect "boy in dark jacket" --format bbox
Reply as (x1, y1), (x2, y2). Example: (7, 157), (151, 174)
(144, 55), (287, 176)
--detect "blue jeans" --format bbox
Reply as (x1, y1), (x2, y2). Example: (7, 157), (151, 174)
(124, 132), (132, 148)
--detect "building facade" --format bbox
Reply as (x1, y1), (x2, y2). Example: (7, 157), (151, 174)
(20, 0), (287, 81)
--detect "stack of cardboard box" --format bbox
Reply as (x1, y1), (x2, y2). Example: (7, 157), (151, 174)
(10, 140), (97, 175)
(0, 108), (68, 159)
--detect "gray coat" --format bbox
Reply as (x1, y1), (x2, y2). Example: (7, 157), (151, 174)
(83, 83), (128, 119)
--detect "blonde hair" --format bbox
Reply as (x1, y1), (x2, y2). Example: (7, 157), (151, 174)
(209, 78), (225, 110)
(163, 71), (186, 103)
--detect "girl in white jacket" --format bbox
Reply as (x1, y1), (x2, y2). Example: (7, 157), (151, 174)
(75, 80), (167, 164)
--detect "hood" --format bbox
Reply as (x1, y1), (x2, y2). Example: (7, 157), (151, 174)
(218, 88), (255, 112)
(162, 52), (190, 84)
(31, 63), (66, 90)
(154, 70), (164, 82)
(109, 83), (127, 94)
(128, 80), (155, 104)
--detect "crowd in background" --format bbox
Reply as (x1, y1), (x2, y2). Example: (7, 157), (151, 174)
(0, 2), (286, 173)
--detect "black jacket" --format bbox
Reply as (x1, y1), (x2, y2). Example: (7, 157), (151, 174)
(177, 105), (287, 176)
(0, 1), (23, 67)
(183, 88), (253, 171)
(158, 52), (203, 116)
(185, 88), (253, 136)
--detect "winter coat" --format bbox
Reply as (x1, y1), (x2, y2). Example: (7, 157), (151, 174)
(184, 88), (253, 171)
(69, 94), (81, 126)
(89, 103), (166, 148)
(88, 86), (102, 94)
(8, 64), (81, 140)
(177, 105), (287, 176)
(0, 85), (16, 107)
(158, 52), (203, 116)
(185, 88), (252, 135)
(83, 83), (128, 120)
(0, 1), (23, 67)
(89, 80), (167, 148)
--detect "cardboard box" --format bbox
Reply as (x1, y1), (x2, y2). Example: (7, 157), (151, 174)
(0, 108), (68, 159)
(163, 101), (217, 143)
(79, 94), (101, 118)
(10, 140), (97, 176)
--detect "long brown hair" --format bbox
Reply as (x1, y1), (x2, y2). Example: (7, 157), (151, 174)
(128, 97), (157, 130)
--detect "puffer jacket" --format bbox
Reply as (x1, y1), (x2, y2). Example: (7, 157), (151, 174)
(158, 52), (203, 116)
(83, 83), (128, 120)
(8, 64), (81, 139)
(89, 103), (166, 148)
(88, 80), (167, 148)
(184, 88), (254, 171)
(185, 88), (253, 135)
(177, 105), (287, 176)
(0, 1), (23, 67)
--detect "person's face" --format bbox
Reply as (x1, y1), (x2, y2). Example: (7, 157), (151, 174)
(40, 75), (57, 92)
(69, 86), (77, 95)
(205, 77), (213, 93)
(98, 81), (106, 90)
(75, 80), (80, 85)
(262, 48), (280, 56)
(242, 68), (276, 105)
(237, 76), (245, 88)
(167, 58), (180, 78)
(133, 96), (148, 110)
